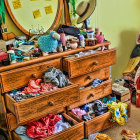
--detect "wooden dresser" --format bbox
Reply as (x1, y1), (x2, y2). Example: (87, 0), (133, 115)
(0, 42), (123, 140)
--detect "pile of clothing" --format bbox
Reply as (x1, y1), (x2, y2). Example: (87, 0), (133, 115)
(71, 99), (109, 121)
(15, 114), (72, 140)
(80, 78), (103, 89)
(9, 67), (70, 102)
(71, 96), (128, 125)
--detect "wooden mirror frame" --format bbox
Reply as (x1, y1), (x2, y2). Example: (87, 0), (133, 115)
(4, 0), (63, 36)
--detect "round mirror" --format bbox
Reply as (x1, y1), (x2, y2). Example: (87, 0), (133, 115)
(4, 0), (63, 35)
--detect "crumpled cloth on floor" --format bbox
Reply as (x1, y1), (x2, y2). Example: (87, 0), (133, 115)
(54, 115), (71, 134)
(71, 107), (87, 119)
(43, 67), (70, 88)
(88, 133), (100, 140)
(95, 134), (113, 140)
(86, 78), (103, 88)
(15, 126), (32, 140)
(107, 102), (128, 125)
(121, 129), (137, 140)
(22, 79), (58, 94)
(26, 114), (61, 140)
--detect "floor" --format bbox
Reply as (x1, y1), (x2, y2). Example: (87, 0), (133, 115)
(103, 104), (140, 140)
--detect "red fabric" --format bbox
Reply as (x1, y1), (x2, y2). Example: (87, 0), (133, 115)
(26, 114), (61, 140)
(136, 76), (140, 107)
(22, 79), (57, 94)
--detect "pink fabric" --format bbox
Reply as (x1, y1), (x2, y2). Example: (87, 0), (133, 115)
(22, 79), (58, 94)
(71, 108), (87, 119)
(26, 114), (61, 140)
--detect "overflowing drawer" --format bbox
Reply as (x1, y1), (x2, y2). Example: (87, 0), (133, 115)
(0, 58), (61, 93)
(69, 80), (112, 109)
(63, 49), (116, 78)
(12, 113), (84, 140)
(84, 112), (114, 138)
(5, 83), (79, 125)
(69, 67), (110, 87)
(67, 111), (115, 139)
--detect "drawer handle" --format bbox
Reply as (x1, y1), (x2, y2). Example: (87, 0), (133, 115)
(87, 93), (94, 99)
(87, 76), (93, 80)
(92, 61), (98, 65)
(48, 101), (54, 106)
(32, 74), (37, 78)
(47, 65), (53, 69)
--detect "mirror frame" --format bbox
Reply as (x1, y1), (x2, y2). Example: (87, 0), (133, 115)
(4, 0), (63, 36)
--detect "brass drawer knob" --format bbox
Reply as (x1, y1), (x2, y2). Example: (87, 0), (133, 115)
(87, 93), (94, 99)
(87, 76), (93, 80)
(48, 101), (54, 106)
(32, 74), (37, 78)
(92, 61), (98, 65)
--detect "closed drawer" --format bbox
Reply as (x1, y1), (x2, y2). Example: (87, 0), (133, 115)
(85, 112), (115, 138)
(69, 80), (112, 109)
(5, 83), (79, 125)
(12, 113), (84, 140)
(63, 49), (116, 78)
(0, 58), (61, 93)
(69, 67), (110, 87)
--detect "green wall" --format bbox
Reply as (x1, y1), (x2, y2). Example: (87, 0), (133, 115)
(5, 0), (140, 79)
(90, 0), (140, 79)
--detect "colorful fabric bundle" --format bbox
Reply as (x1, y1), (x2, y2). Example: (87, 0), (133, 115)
(107, 102), (128, 125)
(43, 67), (70, 88)
(15, 114), (72, 140)
(71, 107), (87, 119)
(26, 114), (61, 140)
(22, 79), (58, 94)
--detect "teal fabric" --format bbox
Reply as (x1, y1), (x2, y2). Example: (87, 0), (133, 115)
(0, 0), (5, 26)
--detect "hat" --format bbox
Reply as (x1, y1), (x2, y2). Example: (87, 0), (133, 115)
(76, 0), (96, 24)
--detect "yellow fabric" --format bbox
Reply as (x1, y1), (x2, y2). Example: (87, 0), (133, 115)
(107, 102), (128, 125)
(95, 134), (113, 140)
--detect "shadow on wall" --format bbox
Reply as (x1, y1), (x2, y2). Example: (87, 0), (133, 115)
(111, 30), (137, 79)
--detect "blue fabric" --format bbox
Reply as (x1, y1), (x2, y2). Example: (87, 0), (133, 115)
(54, 115), (71, 134)
(15, 126), (32, 140)
(87, 79), (103, 88)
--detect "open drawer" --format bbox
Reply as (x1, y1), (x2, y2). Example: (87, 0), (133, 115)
(5, 83), (79, 125)
(0, 58), (61, 93)
(63, 48), (116, 78)
(69, 67), (110, 87)
(69, 79), (112, 109)
(11, 112), (84, 140)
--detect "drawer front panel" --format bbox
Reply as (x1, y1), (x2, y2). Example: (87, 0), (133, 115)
(69, 67), (110, 87)
(68, 80), (112, 110)
(85, 112), (115, 137)
(63, 49), (116, 78)
(12, 84), (79, 124)
(46, 123), (84, 140)
(0, 58), (61, 93)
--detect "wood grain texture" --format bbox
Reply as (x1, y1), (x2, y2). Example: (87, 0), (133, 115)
(63, 48), (116, 78)
(12, 113), (84, 140)
(5, 84), (79, 125)
(85, 112), (115, 138)
(0, 42), (110, 73)
(69, 67), (110, 87)
(0, 58), (61, 93)
(68, 80), (112, 110)
(7, 113), (17, 131)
